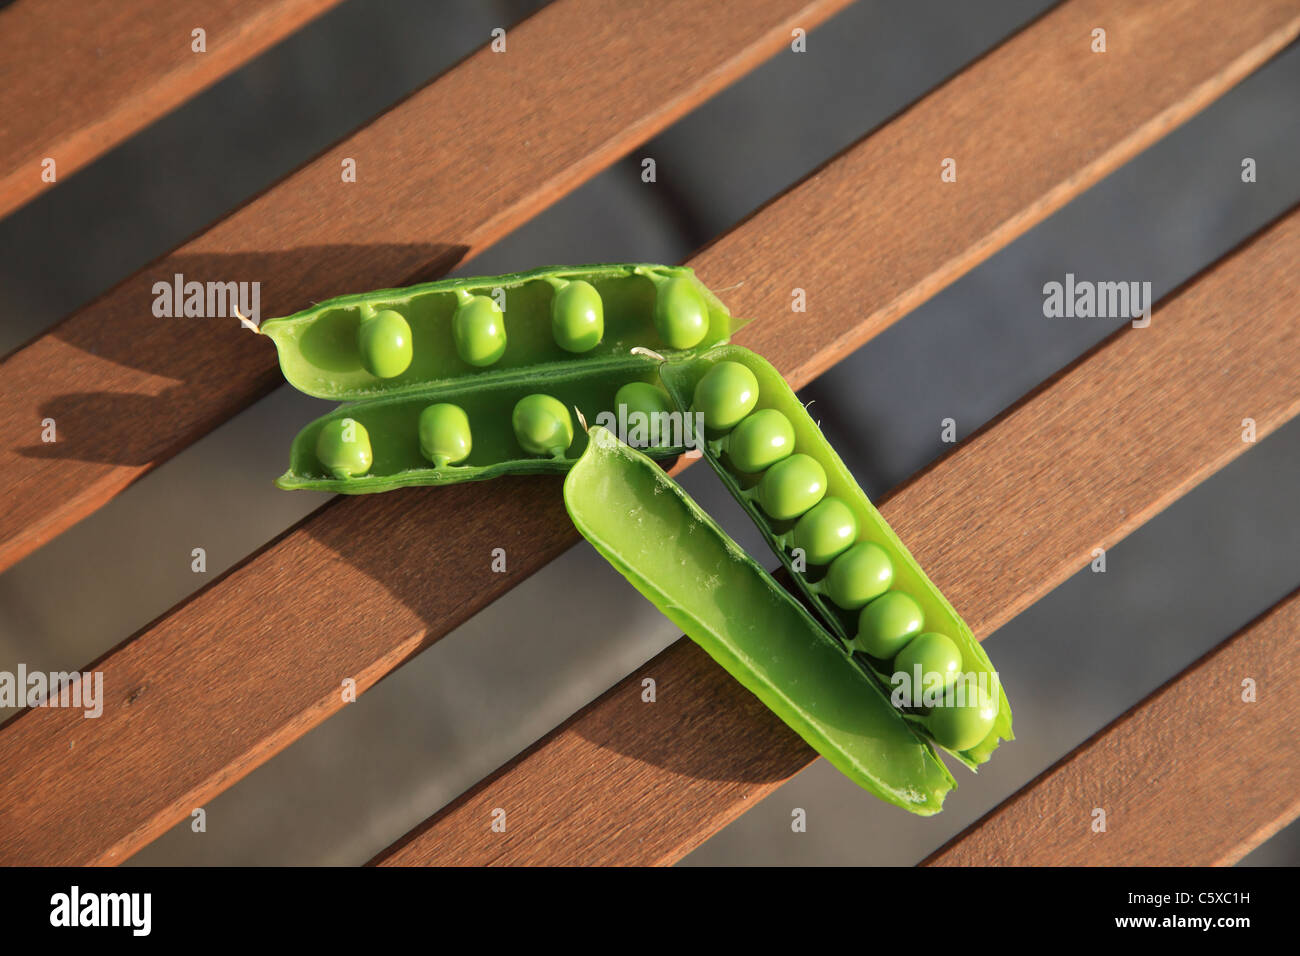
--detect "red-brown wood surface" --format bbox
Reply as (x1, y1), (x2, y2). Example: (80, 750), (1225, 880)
(374, 209), (1300, 865)
(924, 587), (1300, 866)
(0, 0), (855, 574)
(1, 0), (1297, 866)
(0, 0), (344, 218)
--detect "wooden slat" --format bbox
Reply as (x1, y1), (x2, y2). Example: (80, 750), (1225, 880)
(0, 0), (855, 574)
(1, 0), (1296, 866)
(0, 0), (344, 218)
(374, 207), (1300, 865)
(922, 587), (1300, 866)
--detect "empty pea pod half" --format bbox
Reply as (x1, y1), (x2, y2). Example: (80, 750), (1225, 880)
(564, 426), (956, 814)
(275, 354), (687, 492)
(657, 345), (1013, 768)
(259, 263), (742, 400)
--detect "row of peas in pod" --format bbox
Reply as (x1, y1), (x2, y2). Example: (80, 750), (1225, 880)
(260, 264), (741, 401)
(311, 393), (573, 480)
(658, 346), (1011, 765)
(275, 351), (689, 492)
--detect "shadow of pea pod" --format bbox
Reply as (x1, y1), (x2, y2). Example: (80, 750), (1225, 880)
(10, 242), (469, 467)
(15, 389), (211, 466)
(296, 463), (796, 787)
(566, 636), (812, 784)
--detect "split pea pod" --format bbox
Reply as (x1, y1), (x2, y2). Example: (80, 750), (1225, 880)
(658, 345), (1013, 767)
(259, 264), (742, 400)
(564, 426), (955, 814)
(276, 355), (682, 492)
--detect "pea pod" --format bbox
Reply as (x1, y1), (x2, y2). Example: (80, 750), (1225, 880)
(658, 345), (1013, 768)
(260, 264), (742, 400)
(276, 355), (686, 492)
(564, 426), (955, 814)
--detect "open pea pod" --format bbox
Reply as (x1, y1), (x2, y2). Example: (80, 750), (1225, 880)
(564, 426), (955, 814)
(276, 354), (685, 492)
(260, 263), (743, 400)
(658, 345), (1013, 769)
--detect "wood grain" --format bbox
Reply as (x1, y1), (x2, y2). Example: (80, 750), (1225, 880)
(0, 0), (344, 218)
(1, 0), (1296, 866)
(0, 0), (855, 574)
(374, 208), (1300, 865)
(924, 587), (1300, 866)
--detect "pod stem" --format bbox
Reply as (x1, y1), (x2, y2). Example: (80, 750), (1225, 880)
(233, 305), (260, 333)
(633, 266), (668, 289)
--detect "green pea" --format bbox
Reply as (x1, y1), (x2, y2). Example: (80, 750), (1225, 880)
(550, 280), (604, 353)
(926, 687), (998, 751)
(357, 309), (413, 379)
(418, 403), (472, 466)
(791, 496), (857, 565)
(615, 382), (675, 450)
(452, 294), (507, 366)
(894, 632), (962, 694)
(615, 381), (674, 419)
(824, 541), (893, 609)
(653, 275), (709, 349)
(857, 590), (923, 658)
(512, 394), (574, 457)
(315, 418), (372, 480)
(727, 408), (794, 473)
(615, 382), (675, 449)
(756, 453), (826, 520)
(693, 360), (758, 431)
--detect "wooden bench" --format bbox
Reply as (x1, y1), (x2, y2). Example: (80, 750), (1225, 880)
(1, 0), (1296, 866)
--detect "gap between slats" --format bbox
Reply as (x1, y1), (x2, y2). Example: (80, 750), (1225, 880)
(0, 0), (344, 218)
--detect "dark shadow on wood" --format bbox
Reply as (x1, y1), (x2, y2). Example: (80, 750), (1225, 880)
(12, 242), (470, 466)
